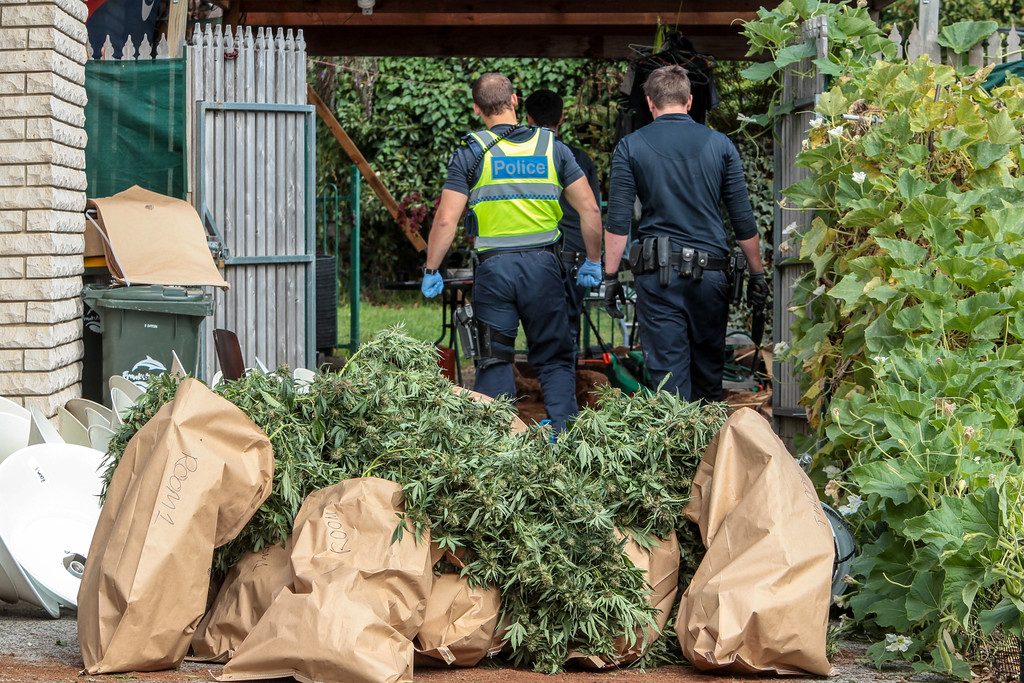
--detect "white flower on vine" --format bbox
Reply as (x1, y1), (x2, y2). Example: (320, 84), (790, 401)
(828, 126), (845, 138)
(802, 139), (810, 150)
(824, 465), (841, 478)
(852, 171), (867, 183)
(838, 494), (862, 516)
(812, 284), (826, 296)
(782, 221), (799, 236)
(737, 113), (757, 123)
(809, 117), (825, 128)
(871, 355), (889, 364)
(973, 456), (981, 463)
(884, 634), (913, 652)
(774, 340), (790, 356)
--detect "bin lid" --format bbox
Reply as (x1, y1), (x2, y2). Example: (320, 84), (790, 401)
(82, 284), (214, 316)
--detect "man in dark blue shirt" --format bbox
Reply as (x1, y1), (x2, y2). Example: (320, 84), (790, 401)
(421, 73), (603, 431)
(603, 65), (767, 401)
(524, 88), (603, 352)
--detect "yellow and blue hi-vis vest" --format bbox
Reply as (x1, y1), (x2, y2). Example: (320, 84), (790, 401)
(466, 127), (563, 251)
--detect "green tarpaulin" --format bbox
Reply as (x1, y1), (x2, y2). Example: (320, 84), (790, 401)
(983, 59), (1024, 91)
(84, 59), (187, 200)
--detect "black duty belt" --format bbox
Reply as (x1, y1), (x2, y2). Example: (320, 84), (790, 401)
(628, 236), (729, 284)
(671, 252), (729, 270)
(475, 243), (556, 265)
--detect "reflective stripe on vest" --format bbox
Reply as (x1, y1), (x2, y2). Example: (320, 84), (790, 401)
(467, 127), (563, 251)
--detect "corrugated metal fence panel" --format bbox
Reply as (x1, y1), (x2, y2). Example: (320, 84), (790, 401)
(773, 15), (827, 451)
(190, 24), (313, 379)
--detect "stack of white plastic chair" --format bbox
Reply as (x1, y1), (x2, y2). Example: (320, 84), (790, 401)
(0, 397), (30, 465)
(0, 401), (106, 618)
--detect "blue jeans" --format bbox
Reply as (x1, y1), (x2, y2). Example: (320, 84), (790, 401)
(634, 268), (730, 402)
(472, 249), (577, 431)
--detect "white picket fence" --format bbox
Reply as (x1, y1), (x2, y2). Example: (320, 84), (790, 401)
(94, 32), (177, 60)
(888, 23), (1022, 66)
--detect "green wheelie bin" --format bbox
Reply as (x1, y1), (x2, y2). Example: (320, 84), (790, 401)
(81, 284), (213, 402)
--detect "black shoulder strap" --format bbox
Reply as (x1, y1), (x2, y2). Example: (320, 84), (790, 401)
(467, 125), (527, 183)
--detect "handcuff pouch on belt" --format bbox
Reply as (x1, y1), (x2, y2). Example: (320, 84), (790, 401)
(453, 303), (515, 368)
(628, 236), (709, 284)
(560, 247), (586, 279)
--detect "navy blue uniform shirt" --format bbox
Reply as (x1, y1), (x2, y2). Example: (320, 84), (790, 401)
(444, 124), (585, 199)
(559, 143), (601, 255)
(605, 113), (757, 257)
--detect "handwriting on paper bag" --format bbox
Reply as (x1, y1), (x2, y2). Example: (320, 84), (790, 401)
(156, 452), (199, 526)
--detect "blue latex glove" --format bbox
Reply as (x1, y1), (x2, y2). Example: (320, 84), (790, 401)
(576, 258), (603, 288)
(421, 271), (444, 298)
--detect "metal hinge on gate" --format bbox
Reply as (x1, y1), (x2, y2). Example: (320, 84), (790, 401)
(202, 205), (230, 262)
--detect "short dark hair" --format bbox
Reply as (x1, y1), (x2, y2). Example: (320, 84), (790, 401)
(472, 73), (515, 116)
(643, 65), (691, 109)
(524, 89), (562, 128)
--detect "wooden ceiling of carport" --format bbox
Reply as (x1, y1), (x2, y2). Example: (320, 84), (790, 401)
(227, 0), (897, 61)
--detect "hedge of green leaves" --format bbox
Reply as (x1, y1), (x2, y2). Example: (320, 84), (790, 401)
(742, 0), (1024, 675)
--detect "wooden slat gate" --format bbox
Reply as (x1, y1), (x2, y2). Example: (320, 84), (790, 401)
(190, 25), (316, 379)
(773, 16), (828, 451)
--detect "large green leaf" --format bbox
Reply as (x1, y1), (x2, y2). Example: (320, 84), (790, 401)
(937, 21), (999, 54)
(775, 41), (819, 68)
(988, 109), (1019, 145)
(817, 89), (850, 119)
(852, 459), (919, 505)
(740, 61), (780, 82)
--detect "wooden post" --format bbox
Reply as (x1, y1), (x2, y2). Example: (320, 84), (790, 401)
(919, 0), (940, 63)
(166, 0), (188, 58)
(307, 84), (428, 252)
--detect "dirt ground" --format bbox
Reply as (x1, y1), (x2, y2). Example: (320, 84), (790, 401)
(0, 602), (932, 683)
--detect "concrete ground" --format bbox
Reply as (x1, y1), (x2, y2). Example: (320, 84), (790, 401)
(0, 601), (948, 683)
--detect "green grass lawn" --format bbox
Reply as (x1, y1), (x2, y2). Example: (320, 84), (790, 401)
(335, 293), (629, 353)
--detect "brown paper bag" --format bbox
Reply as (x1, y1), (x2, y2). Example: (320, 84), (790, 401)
(675, 408), (834, 675)
(87, 185), (229, 288)
(77, 378), (274, 674)
(414, 573), (502, 667)
(218, 478), (433, 683)
(567, 532), (679, 669)
(189, 543), (293, 662)
(415, 547), (501, 668)
(452, 385), (528, 434)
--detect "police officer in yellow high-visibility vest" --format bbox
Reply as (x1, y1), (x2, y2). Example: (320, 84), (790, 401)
(422, 73), (604, 432)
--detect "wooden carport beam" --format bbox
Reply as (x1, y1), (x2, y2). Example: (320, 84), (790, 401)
(307, 84), (428, 253)
(244, 11), (756, 26)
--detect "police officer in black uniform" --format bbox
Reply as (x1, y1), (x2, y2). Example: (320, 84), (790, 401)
(524, 89), (603, 352)
(421, 73), (604, 431)
(603, 65), (767, 402)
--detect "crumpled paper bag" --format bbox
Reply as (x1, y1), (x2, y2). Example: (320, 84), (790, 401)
(414, 573), (502, 667)
(189, 542), (292, 662)
(77, 378), (274, 674)
(675, 408), (834, 675)
(217, 478), (433, 683)
(415, 547), (501, 668)
(567, 531), (680, 668)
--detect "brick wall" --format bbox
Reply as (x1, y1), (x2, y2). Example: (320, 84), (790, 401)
(0, 0), (88, 415)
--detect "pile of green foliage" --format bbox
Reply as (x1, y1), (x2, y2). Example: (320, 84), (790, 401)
(104, 328), (724, 672)
(742, 0), (1024, 675)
